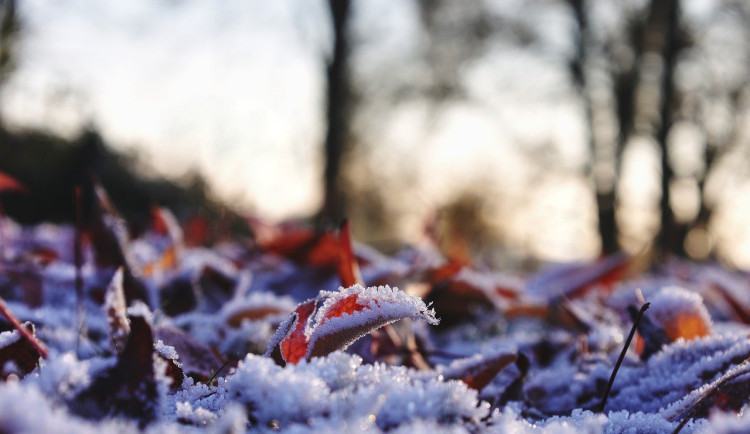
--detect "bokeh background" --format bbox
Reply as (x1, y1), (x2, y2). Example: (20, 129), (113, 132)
(2, 0), (750, 268)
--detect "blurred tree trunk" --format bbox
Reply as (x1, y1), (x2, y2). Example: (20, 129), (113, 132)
(0, 0), (19, 129)
(319, 0), (352, 227)
(609, 17), (645, 253)
(653, 0), (683, 257)
(568, 0), (620, 255)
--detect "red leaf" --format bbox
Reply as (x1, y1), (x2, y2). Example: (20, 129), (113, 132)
(278, 299), (316, 365)
(337, 220), (363, 287)
(321, 294), (370, 321)
(0, 171), (27, 193)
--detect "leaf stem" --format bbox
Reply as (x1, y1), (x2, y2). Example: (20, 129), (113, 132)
(599, 302), (650, 413)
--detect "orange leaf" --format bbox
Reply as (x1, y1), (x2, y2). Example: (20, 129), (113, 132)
(260, 228), (341, 269)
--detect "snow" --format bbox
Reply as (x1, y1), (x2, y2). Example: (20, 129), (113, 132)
(4, 216), (750, 432)
(0, 330), (20, 349)
(154, 340), (179, 361)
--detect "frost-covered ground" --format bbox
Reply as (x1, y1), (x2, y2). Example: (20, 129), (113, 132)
(1, 206), (750, 433)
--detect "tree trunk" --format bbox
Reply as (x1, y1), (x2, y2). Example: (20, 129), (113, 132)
(319, 0), (352, 228)
(654, 0), (682, 257)
(567, 0), (620, 255)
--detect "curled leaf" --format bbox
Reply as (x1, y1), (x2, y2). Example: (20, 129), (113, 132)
(265, 285), (439, 365)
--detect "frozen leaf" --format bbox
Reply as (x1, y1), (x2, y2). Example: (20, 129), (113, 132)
(222, 292), (295, 328)
(442, 349), (517, 391)
(103, 267), (130, 353)
(154, 339), (184, 390)
(269, 299), (316, 365)
(649, 287), (711, 342)
(265, 285), (438, 365)
(0, 324), (42, 379)
(154, 326), (221, 383)
(526, 254), (630, 300)
(426, 266), (520, 323)
(72, 313), (158, 426)
(306, 285), (438, 360)
(665, 359), (750, 431)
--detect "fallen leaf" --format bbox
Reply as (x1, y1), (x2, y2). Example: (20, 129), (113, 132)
(72, 312), (159, 427)
(154, 326), (223, 383)
(442, 350), (517, 392)
(0, 171), (27, 193)
(104, 267), (130, 353)
(265, 285), (439, 365)
(0, 324), (42, 379)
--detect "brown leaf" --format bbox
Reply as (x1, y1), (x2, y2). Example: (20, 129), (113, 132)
(154, 326), (223, 383)
(72, 313), (158, 426)
(0, 323), (42, 379)
(104, 267), (130, 353)
(443, 351), (517, 392)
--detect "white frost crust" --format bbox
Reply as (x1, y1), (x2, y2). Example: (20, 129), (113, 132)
(0, 330), (20, 349)
(649, 286), (712, 332)
(154, 340), (179, 361)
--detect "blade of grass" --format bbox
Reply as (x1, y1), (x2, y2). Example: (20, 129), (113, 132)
(599, 301), (650, 413)
(74, 186), (86, 356)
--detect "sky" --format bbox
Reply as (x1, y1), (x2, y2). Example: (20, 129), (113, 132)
(3, 0), (329, 219)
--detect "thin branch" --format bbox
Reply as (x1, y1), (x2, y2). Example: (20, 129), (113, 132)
(0, 296), (49, 358)
(599, 302), (650, 412)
